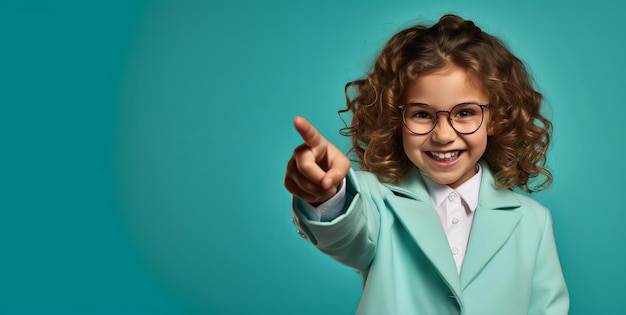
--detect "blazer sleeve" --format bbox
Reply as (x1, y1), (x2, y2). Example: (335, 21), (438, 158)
(291, 169), (380, 271)
(528, 210), (570, 314)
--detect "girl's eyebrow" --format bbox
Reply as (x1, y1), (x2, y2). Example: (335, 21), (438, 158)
(404, 101), (485, 108)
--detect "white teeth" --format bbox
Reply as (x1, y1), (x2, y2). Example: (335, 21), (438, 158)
(430, 151), (459, 161)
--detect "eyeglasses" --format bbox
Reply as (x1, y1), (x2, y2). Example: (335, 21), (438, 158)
(400, 102), (489, 135)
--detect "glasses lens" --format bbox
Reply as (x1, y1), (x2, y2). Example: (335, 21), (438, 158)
(450, 103), (484, 134)
(403, 104), (436, 134)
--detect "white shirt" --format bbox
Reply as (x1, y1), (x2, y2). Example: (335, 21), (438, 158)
(300, 165), (483, 275)
(421, 164), (482, 274)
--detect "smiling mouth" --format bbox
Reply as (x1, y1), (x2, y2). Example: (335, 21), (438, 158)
(429, 151), (461, 162)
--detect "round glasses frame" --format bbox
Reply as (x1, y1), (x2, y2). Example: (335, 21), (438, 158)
(399, 102), (489, 135)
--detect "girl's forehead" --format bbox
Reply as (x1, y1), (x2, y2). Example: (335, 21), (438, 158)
(403, 66), (488, 105)
(412, 65), (483, 86)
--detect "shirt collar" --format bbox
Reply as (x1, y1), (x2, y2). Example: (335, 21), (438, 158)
(421, 164), (482, 212)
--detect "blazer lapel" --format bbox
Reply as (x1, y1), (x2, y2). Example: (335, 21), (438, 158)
(460, 164), (522, 290)
(385, 171), (463, 300)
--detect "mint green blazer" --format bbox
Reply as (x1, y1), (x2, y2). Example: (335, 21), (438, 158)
(292, 162), (569, 314)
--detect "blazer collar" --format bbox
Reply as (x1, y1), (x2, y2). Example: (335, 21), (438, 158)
(383, 169), (463, 303)
(475, 161), (521, 210)
(460, 161), (522, 289)
(383, 160), (522, 294)
(383, 167), (430, 202)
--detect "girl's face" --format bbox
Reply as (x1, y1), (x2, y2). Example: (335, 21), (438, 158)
(402, 65), (491, 188)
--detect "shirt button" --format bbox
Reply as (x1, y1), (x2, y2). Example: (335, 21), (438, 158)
(451, 217), (459, 224)
(452, 247), (460, 255)
(448, 193), (457, 201)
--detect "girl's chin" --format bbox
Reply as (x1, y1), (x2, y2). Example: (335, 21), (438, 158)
(427, 174), (459, 186)
(423, 166), (477, 189)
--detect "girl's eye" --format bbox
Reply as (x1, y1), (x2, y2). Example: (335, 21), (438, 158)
(404, 105), (434, 119)
(453, 107), (478, 119)
(408, 110), (433, 120)
(457, 110), (473, 117)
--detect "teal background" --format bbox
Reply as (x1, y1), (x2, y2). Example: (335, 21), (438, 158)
(2, 0), (624, 314)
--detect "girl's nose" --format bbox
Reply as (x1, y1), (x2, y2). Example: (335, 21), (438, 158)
(430, 117), (457, 144)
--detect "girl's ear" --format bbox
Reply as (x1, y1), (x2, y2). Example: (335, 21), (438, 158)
(487, 120), (496, 136)
(484, 106), (496, 135)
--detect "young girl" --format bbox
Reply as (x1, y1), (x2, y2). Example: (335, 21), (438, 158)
(284, 14), (569, 314)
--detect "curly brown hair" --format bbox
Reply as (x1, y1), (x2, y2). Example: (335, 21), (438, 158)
(340, 14), (552, 192)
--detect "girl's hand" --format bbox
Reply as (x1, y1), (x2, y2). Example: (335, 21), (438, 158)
(284, 116), (351, 205)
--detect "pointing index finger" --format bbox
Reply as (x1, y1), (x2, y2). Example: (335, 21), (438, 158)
(294, 116), (326, 149)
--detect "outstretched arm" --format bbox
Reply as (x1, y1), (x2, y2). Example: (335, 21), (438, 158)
(285, 117), (379, 271)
